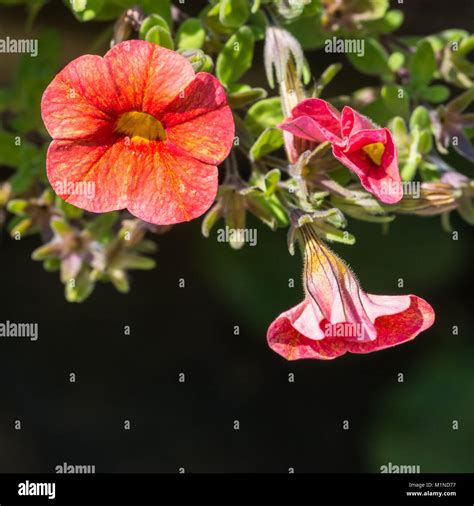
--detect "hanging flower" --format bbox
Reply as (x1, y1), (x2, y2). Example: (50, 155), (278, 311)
(279, 98), (403, 204)
(41, 40), (235, 225)
(267, 219), (435, 360)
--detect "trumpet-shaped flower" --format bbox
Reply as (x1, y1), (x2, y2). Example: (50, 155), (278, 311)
(41, 40), (235, 225)
(267, 224), (435, 360)
(279, 98), (403, 204)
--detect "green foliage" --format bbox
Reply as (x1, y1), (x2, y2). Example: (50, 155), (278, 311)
(176, 18), (206, 50)
(216, 25), (255, 85)
(245, 97), (283, 137)
(1, 0), (473, 304)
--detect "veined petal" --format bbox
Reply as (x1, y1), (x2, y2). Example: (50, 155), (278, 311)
(127, 142), (218, 224)
(267, 303), (347, 360)
(347, 295), (435, 354)
(341, 106), (377, 137)
(41, 55), (120, 140)
(46, 134), (131, 212)
(266, 226), (434, 361)
(279, 98), (342, 144)
(300, 226), (408, 342)
(104, 40), (195, 117)
(332, 129), (402, 204)
(163, 73), (235, 165)
(344, 128), (387, 153)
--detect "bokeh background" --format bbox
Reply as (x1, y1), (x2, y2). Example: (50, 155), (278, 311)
(0, 0), (473, 473)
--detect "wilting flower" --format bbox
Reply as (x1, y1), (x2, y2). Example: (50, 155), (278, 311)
(396, 170), (474, 223)
(267, 219), (434, 360)
(41, 40), (235, 225)
(279, 98), (403, 204)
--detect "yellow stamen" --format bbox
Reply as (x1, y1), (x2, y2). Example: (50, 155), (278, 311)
(362, 142), (385, 165)
(115, 111), (166, 142)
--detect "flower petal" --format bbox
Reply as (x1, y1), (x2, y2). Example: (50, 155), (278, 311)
(341, 106), (377, 137)
(162, 73), (235, 164)
(46, 134), (130, 212)
(267, 301), (348, 361)
(346, 295), (435, 354)
(41, 55), (120, 140)
(127, 142), (218, 224)
(104, 40), (195, 117)
(332, 129), (402, 204)
(279, 98), (342, 144)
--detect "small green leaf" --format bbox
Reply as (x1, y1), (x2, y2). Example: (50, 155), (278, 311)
(139, 14), (170, 39)
(67, 0), (104, 21)
(409, 39), (437, 90)
(264, 169), (280, 196)
(409, 106), (431, 131)
(381, 84), (409, 118)
(144, 25), (174, 49)
(202, 202), (223, 238)
(249, 128), (284, 160)
(346, 38), (390, 77)
(419, 85), (451, 103)
(388, 51), (405, 72)
(6, 199), (28, 215)
(228, 86), (267, 108)
(0, 130), (21, 166)
(219, 0), (250, 28)
(86, 211), (119, 238)
(417, 129), (433, 154)
(244, 97), (283, 137)
(176, 18), (206, 50)
(216, 26), (255, 85)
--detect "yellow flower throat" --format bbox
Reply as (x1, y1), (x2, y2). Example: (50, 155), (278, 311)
(115, 111), (167, 141)
(362, 142), (385, 165)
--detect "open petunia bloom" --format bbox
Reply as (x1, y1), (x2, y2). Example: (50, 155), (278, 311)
(267, 223), (435, 360)
(41, 40), (235, 225)
(278, 98), (403, 204)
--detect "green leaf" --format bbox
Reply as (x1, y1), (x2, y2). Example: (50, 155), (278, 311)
(417, 129), (433, 154)
(0, 130), (21, 166)
(247, 10), (266, 40)
(86, 211), (119, 239)
(388, 51), (404, 72)
(363, 9), (403, 34)
(139, 14), (170, 39)
(65, 269), (94, 302)
(381, 85), (409, 118)
(6, 199), (28, 215)
(176, 18), (206, 50)
(202, 202), (223, 238)
(244, 97), (283, 137)
(419, 85), (451, 103)
(287, 15), (326, 51)
(264, 169), (280, 196)
(216, 26), (255, 85)
(228, 86), (267, 108)
(409, 106), (431, 130)
(346, 38), (390, 77)
(219, 0), (250, 28)
(409, 39), (436, 90)
(67, 0), (104, 21)
(314, 63), (342, 96)
(144, 25), (174, 49)
(249, 128), (284, 160)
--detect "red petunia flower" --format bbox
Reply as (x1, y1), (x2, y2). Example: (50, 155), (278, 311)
(267, 223), (435, 360)
(41, 40), (235, 225)
(279, 98), (403, 204)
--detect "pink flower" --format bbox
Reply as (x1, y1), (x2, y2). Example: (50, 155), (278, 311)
(267, 223), (435, 360)
(279, 98), (403, 204)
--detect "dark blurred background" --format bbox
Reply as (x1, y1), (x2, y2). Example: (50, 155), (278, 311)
(0, 0), (473, 473)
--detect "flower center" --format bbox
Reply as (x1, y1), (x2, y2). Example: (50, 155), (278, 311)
(115, 111), (166, 141)
(362, 142), (385, 165)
